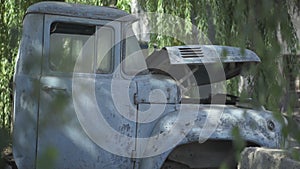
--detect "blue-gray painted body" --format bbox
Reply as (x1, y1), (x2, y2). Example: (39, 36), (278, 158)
(13, 2), (284, 169)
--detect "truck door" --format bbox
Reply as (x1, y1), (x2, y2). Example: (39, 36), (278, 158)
(37, 15), (136, 169)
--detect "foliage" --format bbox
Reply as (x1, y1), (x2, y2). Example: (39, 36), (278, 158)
(138, 2), (300, 155)
(36, 146), (58, 169)
(0, 0), (45, 162)
(0, 0), (44, 131)
(138, 0), (300, 157)
(139, 0), (300, 113)
(0, 127), (10, 168)
(0, 0), (299, 167)
(0, 0), (297, 131)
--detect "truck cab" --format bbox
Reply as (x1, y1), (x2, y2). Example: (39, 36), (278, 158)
(13, 2), (283, 169)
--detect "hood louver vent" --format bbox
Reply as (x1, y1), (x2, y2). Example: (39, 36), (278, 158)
(178, 47), (204, 58)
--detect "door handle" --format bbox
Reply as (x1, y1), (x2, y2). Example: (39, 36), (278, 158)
(42, 85), (67, 92)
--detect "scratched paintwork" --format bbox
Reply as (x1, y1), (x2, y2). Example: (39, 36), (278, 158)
(146, 45), (261, 85)
(135, 74), (179, 104)
(138, 105), (283, 169)
(13, 2), (283, 169)
(13, 13), (44, 169)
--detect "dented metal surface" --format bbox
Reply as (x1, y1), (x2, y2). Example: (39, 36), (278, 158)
(13, 2), (284, 169)
(135, 74), (179, 104)
(13, 13), (44, 169)
(146, 45), (261, 85)
(138, 105), (282, 169)
(26, 2), (136, 22)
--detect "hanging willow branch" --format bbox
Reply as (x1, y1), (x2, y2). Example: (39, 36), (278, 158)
(0, 0), (299, 131)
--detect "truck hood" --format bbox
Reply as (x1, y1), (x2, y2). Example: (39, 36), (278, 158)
(146, 45), (260, 85)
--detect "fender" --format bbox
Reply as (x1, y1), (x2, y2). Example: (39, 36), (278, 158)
(138, 104), (283, 169)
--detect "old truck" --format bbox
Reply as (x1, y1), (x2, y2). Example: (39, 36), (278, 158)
(11, 1), (284, 169)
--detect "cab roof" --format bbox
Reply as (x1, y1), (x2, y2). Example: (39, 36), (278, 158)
(26, 1), (136, 22)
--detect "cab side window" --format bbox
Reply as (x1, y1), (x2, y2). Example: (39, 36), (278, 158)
(49, 22), (114, 73)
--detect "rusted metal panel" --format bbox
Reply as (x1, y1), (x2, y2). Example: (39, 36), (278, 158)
(15, 14), (43, 75)
(13, 14), (44, 169)
(138, 104), (283, 169)
(146, 45), (261, 85)
(26, 2), (136, 22)
(135, 74), (179, 104)
(146, 45), (260, 70)
(36, 76), (136, 169)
